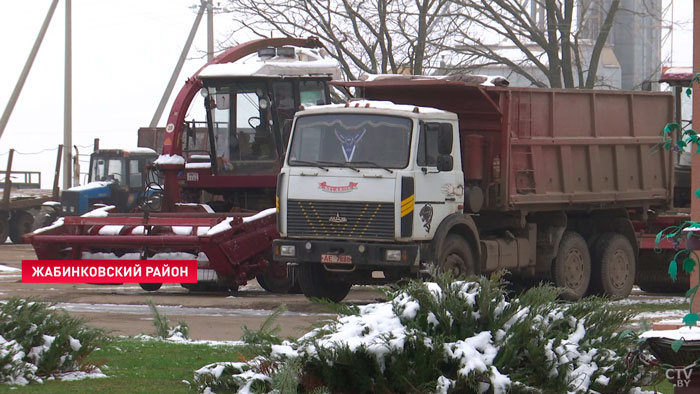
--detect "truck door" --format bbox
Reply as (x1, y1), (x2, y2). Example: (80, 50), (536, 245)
(414, 122), (463, 240)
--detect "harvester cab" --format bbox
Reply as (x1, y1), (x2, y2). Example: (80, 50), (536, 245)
(174, 44), (340, 212)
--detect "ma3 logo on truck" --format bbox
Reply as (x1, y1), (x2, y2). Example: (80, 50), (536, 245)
(318, 181), (358, 193)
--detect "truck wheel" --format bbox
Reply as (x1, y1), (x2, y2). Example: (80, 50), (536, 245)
(590, 233), (635, 299)
(0, 216), (8, 244)
(256, 260), (294, 293)
(298, 263), (351, 302)
(139, 283), (162, 292)
(9, 211), (34, 243)
(553, 232), (591, 301)
(438, 234), (476, 278)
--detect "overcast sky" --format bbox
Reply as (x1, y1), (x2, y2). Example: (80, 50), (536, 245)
(0, 1), (694, 188)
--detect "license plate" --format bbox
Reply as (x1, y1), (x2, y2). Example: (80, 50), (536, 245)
(321, 254), (352, 264)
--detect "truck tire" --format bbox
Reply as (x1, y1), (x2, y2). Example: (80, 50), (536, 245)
(589, 233), (635, 299)
(9, 210), (34, 244)
(553, 232), (591, 301)
(0, 216), (8, 244)
(438, 234), (476, 278)
(256, 260), (295, 294)
(139, 283), (162, 292)
(297, 263), (351, 303)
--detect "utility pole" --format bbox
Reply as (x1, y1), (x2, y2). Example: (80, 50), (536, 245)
(149, 1), (208, 128)
(63, 0), (73, 189)
(0, 0), (59, 140)
(207, 0), (214, 61)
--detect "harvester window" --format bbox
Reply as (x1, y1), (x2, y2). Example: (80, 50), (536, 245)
(274, 81), (295, 148)
(300, 80), (327, 106)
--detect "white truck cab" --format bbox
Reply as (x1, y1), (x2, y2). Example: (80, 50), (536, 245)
(274, 100), (467, 301)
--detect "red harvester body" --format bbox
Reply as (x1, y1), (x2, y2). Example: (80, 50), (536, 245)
(25, 37), (340, 292)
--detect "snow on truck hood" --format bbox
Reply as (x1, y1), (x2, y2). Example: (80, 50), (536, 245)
(198, 48), (341, 79)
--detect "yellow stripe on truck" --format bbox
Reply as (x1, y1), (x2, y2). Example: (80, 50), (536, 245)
(401, 195), (414, 217)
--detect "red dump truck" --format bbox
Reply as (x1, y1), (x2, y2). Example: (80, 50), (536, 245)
(273, 76), (678, 301)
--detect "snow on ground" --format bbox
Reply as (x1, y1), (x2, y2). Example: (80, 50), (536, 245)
(133, 333), (244, 347)
(54, 369), (107, 381)
(612, 295), (687, 306)
(0, 265), (20, 272)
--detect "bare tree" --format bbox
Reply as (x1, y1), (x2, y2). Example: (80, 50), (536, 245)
(445, 0), (621, 89)
(223, 0), (458, 79)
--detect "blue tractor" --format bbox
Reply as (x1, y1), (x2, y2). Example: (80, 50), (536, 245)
(35, 148), (158, 227)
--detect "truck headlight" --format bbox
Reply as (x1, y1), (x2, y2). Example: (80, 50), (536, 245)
(280, 245), (296, 257)
(385, 249), (402, 261)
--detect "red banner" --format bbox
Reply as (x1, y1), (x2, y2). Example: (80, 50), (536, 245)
(21, 260), (197, 283)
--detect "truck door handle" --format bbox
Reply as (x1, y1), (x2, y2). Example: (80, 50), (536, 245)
(445, 197), (456, 201)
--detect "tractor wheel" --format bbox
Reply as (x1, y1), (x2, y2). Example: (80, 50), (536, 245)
(9, 210), (34, 243)
(33, 205), (60, 230)
(256, 260), (294, 294)
(139, 283), (162, 292)
(552, 232), (591, 301)
(438, 234), (477, 278)
(589, 233), (635, 299)
(0, 216), (8, 244)
(298, 263), (351, 303)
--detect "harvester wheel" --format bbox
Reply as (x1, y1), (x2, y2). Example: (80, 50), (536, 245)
(438, 234), (477, 278)
(139, 283), (162, 292)
(9, 210), (34, 244)
(0, 216), (8, 244)
(256, 260), (294, 293)
(298, 263), (351, 303)
(589, 233), (635, 299)
(552, 231), (591, 301)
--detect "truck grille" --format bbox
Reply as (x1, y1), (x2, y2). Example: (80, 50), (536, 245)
(287, 200), (395, 240)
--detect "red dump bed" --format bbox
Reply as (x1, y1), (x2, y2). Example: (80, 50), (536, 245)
(335, 80), (674, 212)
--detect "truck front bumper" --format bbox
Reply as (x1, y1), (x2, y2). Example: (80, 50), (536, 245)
(273, 239), (419, 269)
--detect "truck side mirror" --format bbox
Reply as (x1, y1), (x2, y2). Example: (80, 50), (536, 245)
(437, 154), (453, 172)
(437, 123), (453, 155)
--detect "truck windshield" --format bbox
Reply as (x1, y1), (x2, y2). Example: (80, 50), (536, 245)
(288, 114), (412, 169)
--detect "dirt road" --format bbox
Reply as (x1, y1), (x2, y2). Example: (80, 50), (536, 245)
(0, 244), (384, 340)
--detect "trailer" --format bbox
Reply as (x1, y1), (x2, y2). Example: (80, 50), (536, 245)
(0, 147), (62, 243)
(273, 76), (675, 301)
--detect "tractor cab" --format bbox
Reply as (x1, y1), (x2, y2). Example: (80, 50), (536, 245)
(60, 148), (157, 215)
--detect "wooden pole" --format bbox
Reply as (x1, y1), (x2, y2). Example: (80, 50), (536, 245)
(63, 0), (72, 189)
(2, 149), (14, 209)
(53, 145), (63, 200)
